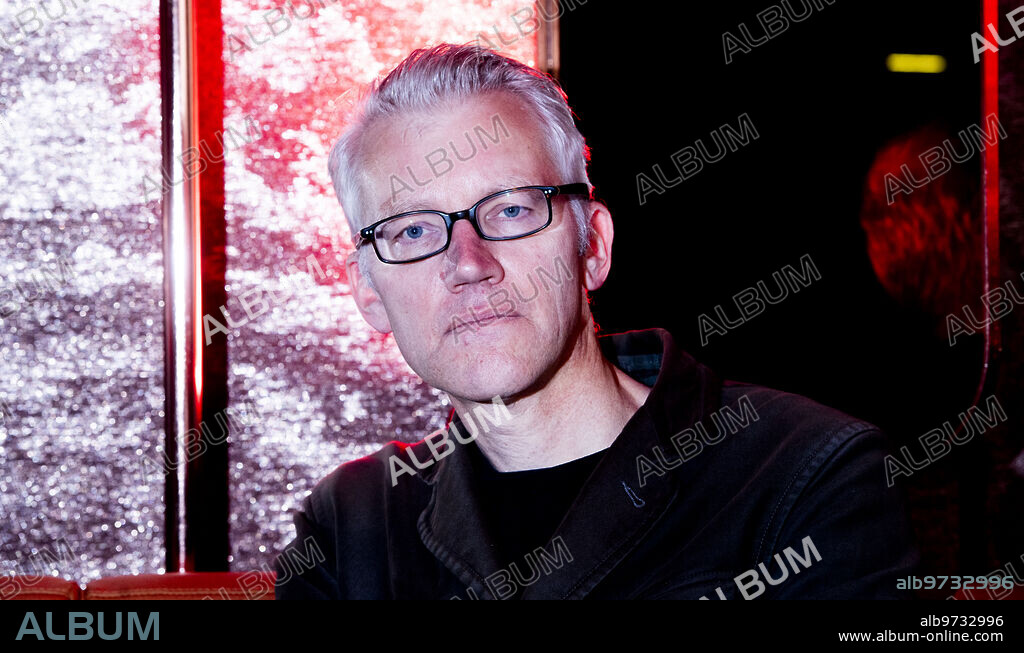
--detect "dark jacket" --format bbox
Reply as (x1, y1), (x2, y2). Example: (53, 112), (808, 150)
(274, 328), (919, 599)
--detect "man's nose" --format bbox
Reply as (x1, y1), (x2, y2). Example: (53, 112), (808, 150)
(442, 219), (504, 289)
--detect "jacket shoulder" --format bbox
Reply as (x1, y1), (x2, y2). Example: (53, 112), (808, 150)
(276, 441), (417, 599)
(716, 382), (917, 597)
(305, 440), (431, 525)
(719, 380), (881, 453)
(712, 380), (893, 529)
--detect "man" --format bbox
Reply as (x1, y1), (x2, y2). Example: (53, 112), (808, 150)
(275, 43), (918, 599)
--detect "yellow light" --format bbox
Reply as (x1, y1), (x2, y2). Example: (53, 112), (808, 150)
(886, 53), (947, 74)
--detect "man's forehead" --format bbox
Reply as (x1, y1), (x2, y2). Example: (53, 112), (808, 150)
(359, 98), (553, 222)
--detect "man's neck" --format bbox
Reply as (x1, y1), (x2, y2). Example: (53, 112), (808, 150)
(449, 326), (653, 472)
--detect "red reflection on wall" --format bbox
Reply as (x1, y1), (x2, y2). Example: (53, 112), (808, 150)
(859, 125), (982, 320)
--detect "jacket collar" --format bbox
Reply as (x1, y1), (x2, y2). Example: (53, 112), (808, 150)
(417, 327), (722, 599)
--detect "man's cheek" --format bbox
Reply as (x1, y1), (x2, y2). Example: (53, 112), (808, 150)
(383, 288), (426, 323)
(392, 307), (440, 355)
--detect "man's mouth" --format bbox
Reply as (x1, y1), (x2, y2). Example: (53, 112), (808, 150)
(445, 306), (521, 335)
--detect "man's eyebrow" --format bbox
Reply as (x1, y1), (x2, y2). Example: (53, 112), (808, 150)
(375, 178), (537, 219)
(377, 198), (419, 218)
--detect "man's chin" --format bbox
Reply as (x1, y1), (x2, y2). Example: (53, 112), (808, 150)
(436, 372), (523, 404)
(402, 317), (556, 400)
(427, 348), (531, 402)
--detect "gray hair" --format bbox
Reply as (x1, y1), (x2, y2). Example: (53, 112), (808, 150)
(327, 43), (593, 280)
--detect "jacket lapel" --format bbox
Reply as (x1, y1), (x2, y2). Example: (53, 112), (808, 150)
(416, 427), (505, 597)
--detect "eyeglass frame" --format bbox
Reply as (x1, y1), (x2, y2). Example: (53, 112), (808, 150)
(354, 183), (591, 264)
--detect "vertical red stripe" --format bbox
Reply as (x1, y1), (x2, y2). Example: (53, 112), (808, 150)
(981, 0), (1000, 353)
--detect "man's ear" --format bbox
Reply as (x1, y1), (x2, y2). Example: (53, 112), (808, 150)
(582, 200), (614, 292)
(346, 249), (392, 333)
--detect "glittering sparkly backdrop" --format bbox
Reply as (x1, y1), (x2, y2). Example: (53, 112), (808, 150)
(219, 1), (536, 571)
(0, 1), (164, 582)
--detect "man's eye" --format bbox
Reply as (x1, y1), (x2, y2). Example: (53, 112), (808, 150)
(387, 221), (438, 243)
(497, 205), (528, 219)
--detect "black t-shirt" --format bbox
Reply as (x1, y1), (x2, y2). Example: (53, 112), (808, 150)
(465, 440), (606, 598)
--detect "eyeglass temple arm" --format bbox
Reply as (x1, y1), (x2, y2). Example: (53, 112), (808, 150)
(553, 183), (592, 198)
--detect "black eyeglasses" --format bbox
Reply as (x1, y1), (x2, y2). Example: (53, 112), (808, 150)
(356, 183), (590, 264)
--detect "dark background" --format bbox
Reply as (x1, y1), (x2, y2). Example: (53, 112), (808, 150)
(560, 0), (1014, 585)
(562, 0), (985, 439)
